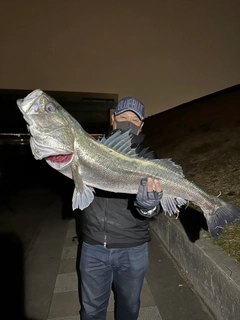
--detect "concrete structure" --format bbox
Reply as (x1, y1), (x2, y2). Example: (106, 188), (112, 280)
(144, 84), (240, 320)
(151, 213), (240, 320)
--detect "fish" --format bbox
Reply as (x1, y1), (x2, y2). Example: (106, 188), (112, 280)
(17, 89), (240, 238)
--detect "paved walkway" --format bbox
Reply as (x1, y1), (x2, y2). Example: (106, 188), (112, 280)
(0, 184), (216, 320)
(46, 219), (163, 320)
(23, 206), (216, 320)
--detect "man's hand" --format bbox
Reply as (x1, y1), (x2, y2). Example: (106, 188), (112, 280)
(134, 178), (163, 216)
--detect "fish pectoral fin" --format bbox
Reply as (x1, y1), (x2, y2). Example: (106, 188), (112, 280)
(161, 196), (187, 216)
(71, 164), (95, 210)
(72, 185), (95, 210)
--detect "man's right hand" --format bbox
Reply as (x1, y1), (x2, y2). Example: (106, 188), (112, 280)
(134, 178), (163, 212)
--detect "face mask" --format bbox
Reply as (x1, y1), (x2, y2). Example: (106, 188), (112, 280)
(115, 120), (141, 135)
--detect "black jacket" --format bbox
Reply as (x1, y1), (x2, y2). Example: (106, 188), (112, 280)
(80, 130), (158, 248)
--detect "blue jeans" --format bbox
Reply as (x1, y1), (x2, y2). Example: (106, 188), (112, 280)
(79, 241), (149, 320)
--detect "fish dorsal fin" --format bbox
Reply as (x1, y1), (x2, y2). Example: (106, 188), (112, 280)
(152, 158), (185, 177)
(100, 130), (122, 145)
(100, 132), (184, 176)
(100, 130), (138, 157)
(137, 146), (156, 159)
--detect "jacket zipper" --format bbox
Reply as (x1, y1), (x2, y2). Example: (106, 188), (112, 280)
(103, 198), (108, 247)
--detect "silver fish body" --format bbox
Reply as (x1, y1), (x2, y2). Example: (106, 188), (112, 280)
(17, 89), (240, 238)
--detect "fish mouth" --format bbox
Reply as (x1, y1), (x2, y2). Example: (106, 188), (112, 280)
(45, 154), (73, 169)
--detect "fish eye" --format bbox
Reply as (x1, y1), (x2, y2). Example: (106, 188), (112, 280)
(46, 104), (56, 113)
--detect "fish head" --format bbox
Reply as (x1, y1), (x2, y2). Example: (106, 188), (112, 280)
(17, 89), (76, 171)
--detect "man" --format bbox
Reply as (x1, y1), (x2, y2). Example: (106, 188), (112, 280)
(79, 96), (163, 320)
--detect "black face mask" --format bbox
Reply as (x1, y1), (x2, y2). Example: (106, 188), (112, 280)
(115, 120), (141, 135)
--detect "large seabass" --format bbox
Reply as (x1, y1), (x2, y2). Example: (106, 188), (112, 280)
(17, 89), (240, 238)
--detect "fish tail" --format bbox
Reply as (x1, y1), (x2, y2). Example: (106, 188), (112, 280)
(203, 197), (240, 238)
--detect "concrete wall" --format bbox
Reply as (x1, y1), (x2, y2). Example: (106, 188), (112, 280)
(0, 0), (240, 116)
(143, 85), (240, 320)
(150, 213), (240, 320)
